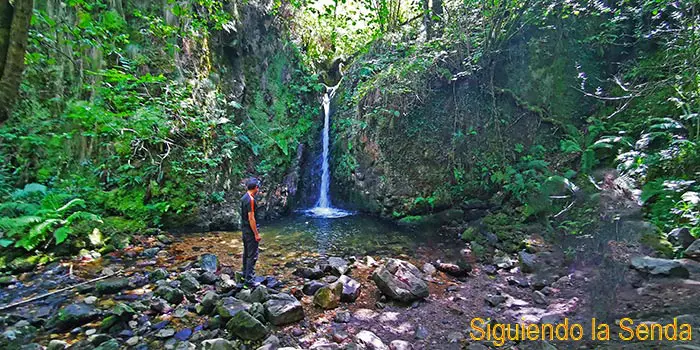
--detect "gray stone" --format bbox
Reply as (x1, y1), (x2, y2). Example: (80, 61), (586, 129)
(314, 285), (341, 309)
(47, 340), (68, 350)
(518, 250), (537, 273)
(95, 278), (130, 295)
(422, 263), (436, 275)
(217, 297), (251, 319)
(355, 330), (388, 350)
(179, 273), (202, 296)
(372, 259), (429, 302)
(414, 325), (428, 340)
(669, 228), (695, 249)
(485, 294), (506, 307)
(684, 240), (700, 260)
(51, 303), (100, 330)
(533, 290), (547, 305)
(94, 339), (119, 350)
(199, 291), (220, 314)
(327, 257), (350, 275)
(334, 311), (352, 323)
(264, 293), (305, 325)
(156, 328), (176, 338)
(199, 254), (219, 273)
(630, 256), (689, 278)
(389, 340), (412, 350)
(333, 275), (361, 302)
(293, 266), (325, 279)
(199, 271), (218, 285)
(303, 280), (327, 296)
(155, 286), (185, 304)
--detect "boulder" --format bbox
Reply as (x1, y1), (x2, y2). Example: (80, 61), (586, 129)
(355, 330), (388, 350)
(371, 259), (429, 302)
(50, 303), (100, 330)
(199, 254), (219, 273)
(303, 280), (327, 296)
(435, 262), (471, 277)
(198, 291), (219, 315)
(236, 285), (269, 304)
(225, 310), (268, 341)
(684, 240), (700, 260)
(630, 256), (689, 278)
(155, 286), (185, 304)
(518, 250), (537, 273)
(327, 257), (350, 276)
(264, 293), (305, 326)
(202, 338), (235, 350)
(333, 275), (361, 302)
(668, 228), (694, 249)
(314, 285), (341, 309)
(95, 278), (130, 295)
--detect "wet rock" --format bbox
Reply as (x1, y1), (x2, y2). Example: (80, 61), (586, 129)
(264, 293), (305, 325)
(355, 330), (388, 350)
(314, 285), (341, 309)
(630, 256), (690, 278)
(303, 280), (327, 295)
(684, 240), (700, 260)
(47, 340), (68, 350)
(533, 291), (547, 305)
(333, 275), (361, 302)
(422, 263), (436, 275)
(225, 310), (268, 340)
(372, 259), (429, 302)
(519, 250), (537, 273)
(95, 278), (130, 295)
(414, 325), (428, 339)
(389, 340), (412, 350)
(435, 262), (471, 277)
(669, 228), (695, 249)
(150, 268), (169, 282)
(199, 254), (219, 273)
(50, 303), (100, 330)
(8, 256), (37, 273)
(217, 297), (251, 319)
(202, 338), (235, 350)
(155, 286), (185, 304)
(199, 271), (218, 285)
(294, 266), (324, 279)
(327, 257), (350, 276)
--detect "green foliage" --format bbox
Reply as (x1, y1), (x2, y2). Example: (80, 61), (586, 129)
(0, 184), (102, 250)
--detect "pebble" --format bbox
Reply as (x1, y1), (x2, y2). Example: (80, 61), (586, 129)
(126, 337), (140, 346)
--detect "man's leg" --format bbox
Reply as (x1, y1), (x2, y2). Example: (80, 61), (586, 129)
(241, 234), (249, 283)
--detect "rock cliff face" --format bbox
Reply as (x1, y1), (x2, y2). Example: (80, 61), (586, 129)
(328, 23), (610, 220)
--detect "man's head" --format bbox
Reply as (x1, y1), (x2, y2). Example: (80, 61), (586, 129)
(246, 178), (259, 194)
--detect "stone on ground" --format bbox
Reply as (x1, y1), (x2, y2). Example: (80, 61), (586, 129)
(264, 293), (305, 325)
(355, 330), (388, 350)
(314, 284), (341, 309)
(684, 240), (700, 260)
(630, 256), (689, 278)
(389, 340), (412, 350)
(327, 257), (350, 275)
(333, 275), (361, 302)
(371, 259), (429, 302)
(225, 310), (268, 340)
(199, 253), (219, 273)
(95, 278), (130, 295)
(202, 338), (235, 350)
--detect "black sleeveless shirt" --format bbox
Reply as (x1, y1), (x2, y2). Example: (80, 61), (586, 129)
(240, 192), (256, 233)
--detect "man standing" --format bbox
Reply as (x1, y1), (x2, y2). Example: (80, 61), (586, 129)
(240, 178), (261, 287)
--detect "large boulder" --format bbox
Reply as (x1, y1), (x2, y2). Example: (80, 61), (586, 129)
(684, 240), (700, 260)
(50, 303), (100, 330)
(333, 275), (361, 302)
(371, 259), (429, 302)
(630, 256), (689, 278)
(264, 293), (305, 325)
(226, 310), (268, 340)
(217, 297), (251, 319)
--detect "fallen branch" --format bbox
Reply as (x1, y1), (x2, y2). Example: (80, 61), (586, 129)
(0, 269), (124, 312)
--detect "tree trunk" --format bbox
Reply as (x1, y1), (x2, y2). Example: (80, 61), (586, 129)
(0, 0), (13, 77)
(0, 0), (33, 124)
(422, 0), (431, 40)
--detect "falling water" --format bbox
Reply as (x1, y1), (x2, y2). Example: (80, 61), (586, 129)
(307, 85), (352, 218)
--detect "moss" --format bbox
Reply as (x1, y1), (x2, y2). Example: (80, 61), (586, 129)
(640, 231), (674, 258)
(461, 227), (477, 242)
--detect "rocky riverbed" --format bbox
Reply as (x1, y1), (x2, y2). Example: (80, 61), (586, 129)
(2, 214), (700, 349)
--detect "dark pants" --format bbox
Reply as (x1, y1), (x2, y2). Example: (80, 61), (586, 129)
(241, 231), (259, 284)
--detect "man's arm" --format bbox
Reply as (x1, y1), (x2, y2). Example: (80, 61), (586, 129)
(248, 197), (261, 242)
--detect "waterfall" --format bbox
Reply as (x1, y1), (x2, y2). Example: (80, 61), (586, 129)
(307, 85), (352, 218)
(317, 89), (333, 209)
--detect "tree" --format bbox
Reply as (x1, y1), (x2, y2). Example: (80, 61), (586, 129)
(0, 0), (33, 124)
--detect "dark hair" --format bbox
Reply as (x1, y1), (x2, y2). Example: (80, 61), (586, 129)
(246, 178), (259, 190)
